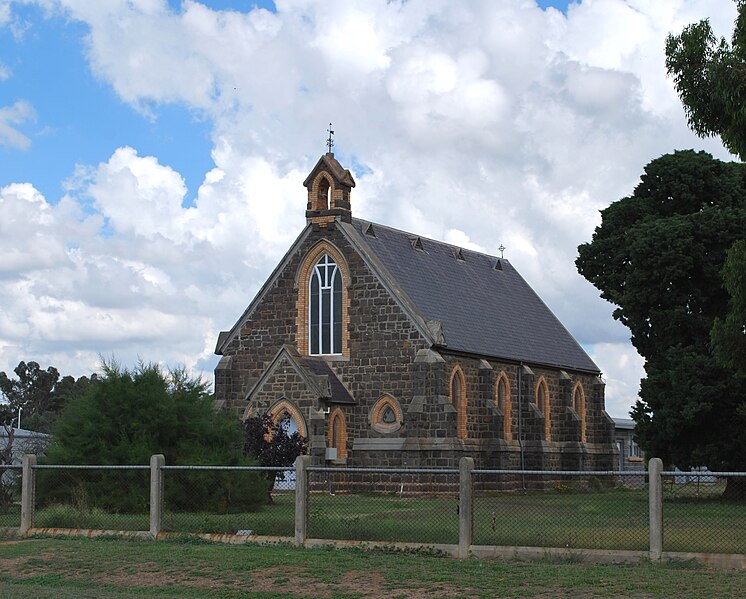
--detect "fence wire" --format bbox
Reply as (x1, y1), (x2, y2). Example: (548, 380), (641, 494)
(33, 465), (150, 531)
(161, 466), (295, 537)
(0, 464), (22, 531)
(473, 470), (648, 550)
(662, 471), (746, 554)
(306, 467), (460, 544)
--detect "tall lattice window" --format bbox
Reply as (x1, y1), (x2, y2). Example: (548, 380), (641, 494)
(309, 254), (343, 355)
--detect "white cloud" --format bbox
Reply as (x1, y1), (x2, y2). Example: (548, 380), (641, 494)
(590, 342), (646, 418)
(0, 0), (738, 417)
(0, 60), (9, 80)
(0, 1), (10, 26)
(0, 100), (36, 149)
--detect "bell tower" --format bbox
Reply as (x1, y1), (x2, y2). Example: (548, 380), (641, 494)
(303, 125), (356, 225)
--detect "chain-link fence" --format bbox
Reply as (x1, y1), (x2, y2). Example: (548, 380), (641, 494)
(662, 470), (746, 554)
(473, 470), (648, 550)
(0, 464), (22, 532)
(8, 457), (746, 560)
(161, 466), (295, 536)
(33, 465), (150, 531)
(307, 467), (460, 544)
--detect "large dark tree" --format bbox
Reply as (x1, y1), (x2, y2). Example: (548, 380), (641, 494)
(711, 240), (746, 376)
(666, 1), (746, 160)
(576, 150), (746, 495)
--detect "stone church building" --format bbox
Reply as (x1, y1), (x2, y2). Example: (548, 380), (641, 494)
(214, 151), (615, 471)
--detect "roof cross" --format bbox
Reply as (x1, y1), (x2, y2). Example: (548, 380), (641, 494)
(326, 123), (334, 153)
(498, 244), (506, 258)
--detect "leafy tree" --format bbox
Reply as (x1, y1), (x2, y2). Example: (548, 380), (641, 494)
(665, 1), (746, 160)
(41, 362), (268, 513)
(0, 361), (95, 433)
(244, 413), (307, 502)
(711, 240), (746, 376)
(576, 150), (746, 497)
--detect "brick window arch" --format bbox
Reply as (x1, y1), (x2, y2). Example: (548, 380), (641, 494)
(536, 377), (551, 442)
(266, 399), (307, 438)
(370, 394), (403, 434)
(296, 241), (350, 357)
(573, 381), (587, 443)
(328, 408), (348, 459)
(450, 366), (467, 440)
(496, 371), (512, 441)
(310, 173), (333, 211)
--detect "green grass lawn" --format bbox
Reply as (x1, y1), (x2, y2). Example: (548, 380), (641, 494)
(0, 537), (744, 598)
(5, 486), (744, 554)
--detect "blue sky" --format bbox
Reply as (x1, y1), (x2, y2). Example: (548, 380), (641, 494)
(1, 0), (573, 204)
(0, 0), (736, 417)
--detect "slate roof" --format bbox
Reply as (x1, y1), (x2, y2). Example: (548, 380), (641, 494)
(301, 357), (355, 405)
(346, 218), (599, 373)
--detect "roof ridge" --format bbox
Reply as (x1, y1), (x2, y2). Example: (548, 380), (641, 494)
(352, 217), (508, 263)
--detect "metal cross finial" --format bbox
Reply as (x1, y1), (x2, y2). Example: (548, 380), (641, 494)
(326, 123), (334, 153)
(498, 244), (506, 259)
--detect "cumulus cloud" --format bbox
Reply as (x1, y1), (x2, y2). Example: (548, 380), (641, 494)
(0, 0), (738, 415)
(590, 342), (646, 418)
(0, 100), (36, 149)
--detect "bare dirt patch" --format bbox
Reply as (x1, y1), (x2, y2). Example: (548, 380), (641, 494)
(249, 566), (464, 598)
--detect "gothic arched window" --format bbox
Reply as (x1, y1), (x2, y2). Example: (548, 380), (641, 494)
(450, 366), (467, 440)
(309, 254), (343, 355)
(573, 382), (587, 443)
(496, 372), (512, 441)
(536, 377), (551, 442)
(328, 408), (348, 459)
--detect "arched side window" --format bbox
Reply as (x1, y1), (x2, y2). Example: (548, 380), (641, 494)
(496, 372), (512, 441)
(573, 382), (587, 443)
(315, 176), (331, 211)
(450, 366), (467, 440)
(536, 377), (551, 442)
(328, 408), (348, 459)
(267, 399), (307, 438)
(309, 254), (343, 355)
(295, 241), (350, 358)
(370, 394), (403, 433)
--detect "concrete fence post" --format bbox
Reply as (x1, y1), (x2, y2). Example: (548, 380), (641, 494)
(648, 457), (663, 561)
(295, 455), (311, 547)
(149, 454), (165, 539)
(458, 457), (475, 559)
(20, 454), (37, 536)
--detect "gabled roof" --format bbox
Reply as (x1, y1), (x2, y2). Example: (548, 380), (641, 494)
(344, 219), (600, 373)
(303, 153), (356, 189)
(245, 345), (355, 405)
(215, 215), (599, 374)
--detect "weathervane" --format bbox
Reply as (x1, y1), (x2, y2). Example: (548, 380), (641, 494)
(498, 244), (506, 259)
(326, 123), (335, 153)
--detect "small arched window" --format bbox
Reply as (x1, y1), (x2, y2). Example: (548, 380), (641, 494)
(496, 372), (512, 441)
(450, 367), (467, 440)
(328, 408), (348, 459)
(536, 377), (551, 442)
(573, 382), (587, 443)
(309, 254), (343, 355)
(317, 177), (330, 211)
(267, 400), (307, 438)
(370, 394), (403, 433)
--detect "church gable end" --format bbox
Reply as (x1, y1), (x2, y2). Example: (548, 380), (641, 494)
(215, 143), (615, 472)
